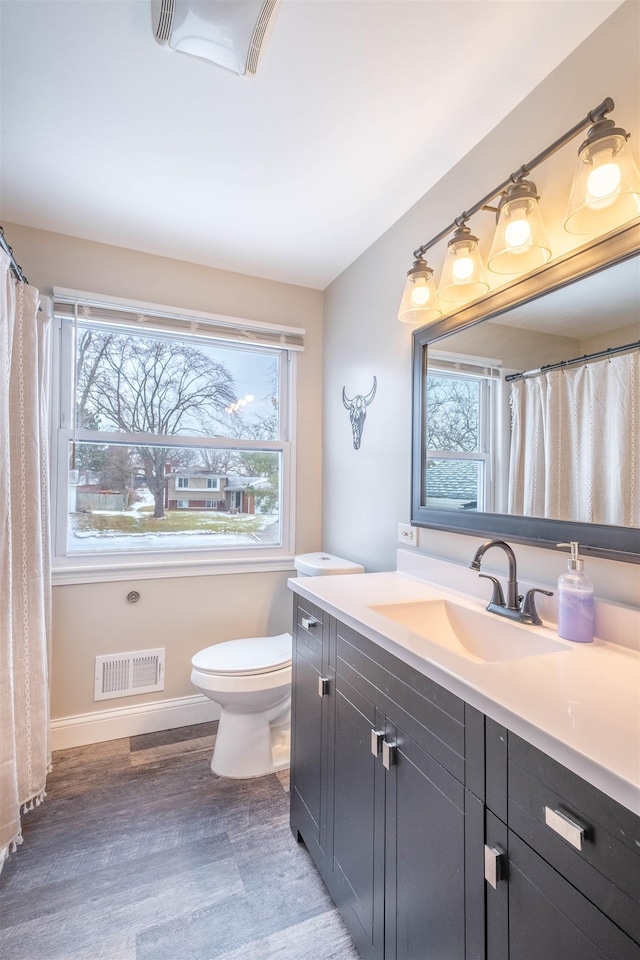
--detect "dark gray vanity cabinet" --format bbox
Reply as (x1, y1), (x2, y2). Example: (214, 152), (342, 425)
(290, 596), (640, 960)
(484, 722), (640, 960)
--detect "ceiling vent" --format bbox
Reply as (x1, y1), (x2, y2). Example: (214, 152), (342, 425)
(151, 0), (280, 76)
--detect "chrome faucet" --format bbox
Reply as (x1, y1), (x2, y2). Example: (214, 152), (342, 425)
(470, 539), (552, 625)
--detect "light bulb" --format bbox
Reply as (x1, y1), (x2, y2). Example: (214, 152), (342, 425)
(452, 256), (474, 281)
(586, 160), (622, 205)
(411, 280), (431, 306)
(244, 394), (254, 402)
(504, 218), (532, 249)
(398, 256), (441, 323)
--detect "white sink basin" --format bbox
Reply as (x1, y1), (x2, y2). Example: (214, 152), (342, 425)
(369, 598), (567, 663)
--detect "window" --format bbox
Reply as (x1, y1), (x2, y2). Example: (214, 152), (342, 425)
(52, 298), (297, 572)
(424, 358), (500, 512)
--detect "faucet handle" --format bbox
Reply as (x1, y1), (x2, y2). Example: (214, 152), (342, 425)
(520, 588), (553, 625)
(479, 574), (505, 607)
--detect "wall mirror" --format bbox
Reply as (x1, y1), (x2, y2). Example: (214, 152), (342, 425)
(412, 221), (640, 562)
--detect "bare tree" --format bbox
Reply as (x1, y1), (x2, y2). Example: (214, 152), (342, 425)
(77, 330), (236, 517)
(426, 375), (480, 452)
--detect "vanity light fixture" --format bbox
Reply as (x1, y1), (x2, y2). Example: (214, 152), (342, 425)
(487, 180), (552, 275)
(565, 117), (640, 234)
(399, 97), (640, 325)
(398, 256), (442, 324)
(438, 225), (490, 302)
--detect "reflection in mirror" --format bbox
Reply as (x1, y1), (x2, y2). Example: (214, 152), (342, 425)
(412, 235), (640, 561)
(424, 255), (639, 527)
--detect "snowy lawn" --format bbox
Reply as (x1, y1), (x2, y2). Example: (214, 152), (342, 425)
(72, 510), (266, 536)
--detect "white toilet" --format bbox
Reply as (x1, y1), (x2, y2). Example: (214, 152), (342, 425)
(190, 552), (364, 779)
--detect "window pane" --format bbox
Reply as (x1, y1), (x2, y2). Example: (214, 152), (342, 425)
(426, 374), (480, 452)
(425, 459), (483, 511)
(75, 324), (280, 440)
(67, 442), (281, 552)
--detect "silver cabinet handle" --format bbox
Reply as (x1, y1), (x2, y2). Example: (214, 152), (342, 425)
(484, 845), (505, 889)
(318, 676), (330, 697)
(544, 807), (585, 850)
(301, 616), (318, 631)
(382, 740), (396, 770)
(371, 730), (384, 757)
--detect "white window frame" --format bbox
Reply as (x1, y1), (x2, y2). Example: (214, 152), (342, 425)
(425, 353), (502, 513)
(50, 295), (301, 584)
(177, 477), (189, 489)
(177, 499), (189, 509)
(206, 477), (220, 490)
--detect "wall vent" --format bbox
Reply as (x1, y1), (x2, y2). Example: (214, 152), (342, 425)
(94, 648), (165, 701)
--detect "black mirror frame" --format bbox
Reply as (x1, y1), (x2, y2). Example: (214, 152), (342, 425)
(411, 219), (640, 564)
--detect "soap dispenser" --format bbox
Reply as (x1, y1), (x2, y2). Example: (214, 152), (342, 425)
(556, 542), (595, 643)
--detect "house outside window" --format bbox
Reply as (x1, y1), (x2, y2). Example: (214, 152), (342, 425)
(52, 292), (301, 575)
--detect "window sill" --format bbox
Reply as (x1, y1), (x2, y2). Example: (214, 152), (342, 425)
(52, 554), (297, 586)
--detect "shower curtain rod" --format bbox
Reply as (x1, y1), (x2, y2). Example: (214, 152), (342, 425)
(505, 340), (640, 382)
(0, 224), (28, 284)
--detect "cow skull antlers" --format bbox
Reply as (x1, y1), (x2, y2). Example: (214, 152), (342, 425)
(342, 376), (377, 450)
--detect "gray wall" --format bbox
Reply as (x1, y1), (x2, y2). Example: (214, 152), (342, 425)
(322, 2), (640, 605)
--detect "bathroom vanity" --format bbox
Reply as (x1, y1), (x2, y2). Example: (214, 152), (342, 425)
(288, 558), (640, 960)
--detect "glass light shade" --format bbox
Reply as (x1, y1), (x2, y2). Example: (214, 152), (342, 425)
(438, 226), (489, 303)
(565, 120), (640, 234)
(398, 259), (442, 324)
(488, 180), (552, 275)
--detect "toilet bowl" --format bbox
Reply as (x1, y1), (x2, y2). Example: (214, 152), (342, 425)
(191, 552), (364, 779)
(191, 633), (292, 779)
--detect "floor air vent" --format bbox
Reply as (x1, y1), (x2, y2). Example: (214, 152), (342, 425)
(94, 649), (165, 701)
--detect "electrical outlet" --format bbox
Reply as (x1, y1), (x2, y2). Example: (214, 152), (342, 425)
(397, 523), (417, 546)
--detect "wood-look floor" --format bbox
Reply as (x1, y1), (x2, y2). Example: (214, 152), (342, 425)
(0, 722), (359, 960)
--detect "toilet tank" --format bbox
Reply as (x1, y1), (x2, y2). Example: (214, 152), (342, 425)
(294, 552), (364, 578)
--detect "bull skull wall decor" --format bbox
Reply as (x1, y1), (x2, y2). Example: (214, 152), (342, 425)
(342, 376), (377, 450)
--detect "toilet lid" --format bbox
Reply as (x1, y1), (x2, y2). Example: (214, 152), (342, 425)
(191, 633), (292, 677)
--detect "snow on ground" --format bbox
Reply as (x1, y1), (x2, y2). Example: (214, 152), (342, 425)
(68, 510), (280, 551)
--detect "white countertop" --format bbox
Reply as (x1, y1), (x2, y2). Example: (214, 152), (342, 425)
(289, 561), (640, 816)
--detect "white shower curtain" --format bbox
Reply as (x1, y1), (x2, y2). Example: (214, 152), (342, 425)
(0, 250), (51, 874)
(508, 350), (640, 526)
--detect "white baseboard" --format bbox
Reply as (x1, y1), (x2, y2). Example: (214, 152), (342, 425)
(50, 693), (221, 750)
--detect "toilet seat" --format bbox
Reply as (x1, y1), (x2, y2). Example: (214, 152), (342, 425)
(191, 633), (292, 677)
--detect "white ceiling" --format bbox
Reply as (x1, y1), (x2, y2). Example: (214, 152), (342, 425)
(0, 0), (624, 289)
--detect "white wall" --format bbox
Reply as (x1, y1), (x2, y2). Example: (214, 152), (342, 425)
(5, 222), (323, 728)
(322, 2), (640, 608)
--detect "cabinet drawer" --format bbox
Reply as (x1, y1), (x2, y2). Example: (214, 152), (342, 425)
(508, 734), (640, 944)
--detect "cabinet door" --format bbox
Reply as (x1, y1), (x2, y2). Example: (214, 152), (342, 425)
(291, 638), (323, 836)
(290, 600), (332, 865)
(332, 675), (385, 960)
(384, 723), (467, 960)
(507, 831), (640, 960)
